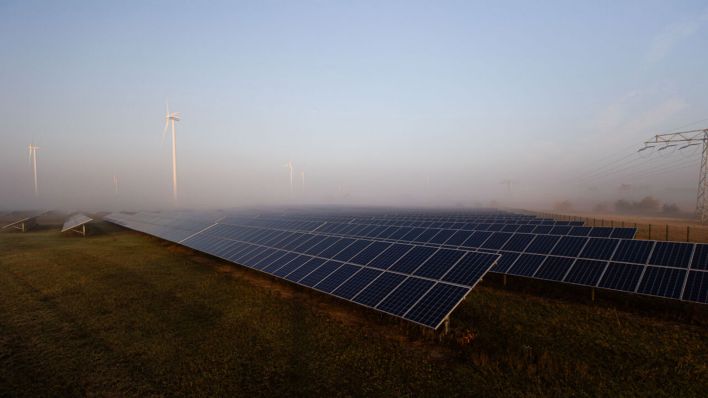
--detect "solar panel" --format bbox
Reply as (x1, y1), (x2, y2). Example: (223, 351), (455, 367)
(682, 271), (708, 303)
(636, 266), (686, 299)
(534, 256), (575, 281)
(61, 213), (93, 233)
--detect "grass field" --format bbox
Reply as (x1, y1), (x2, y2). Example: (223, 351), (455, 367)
(1, 221), (707, 397)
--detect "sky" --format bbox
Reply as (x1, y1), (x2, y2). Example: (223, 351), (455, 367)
(1, 1), (707, 212)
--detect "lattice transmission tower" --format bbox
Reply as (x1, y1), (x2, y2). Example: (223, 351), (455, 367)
(640, 128), (708, 222)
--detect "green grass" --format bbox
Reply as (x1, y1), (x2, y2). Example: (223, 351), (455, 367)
(1, 222), (706, 397)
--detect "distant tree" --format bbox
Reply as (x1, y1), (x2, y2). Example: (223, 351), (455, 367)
(636, 196), (660, 212)
(615, 196), (661, 214)
(615, 199), (632, 213)
(553, 200), (573, 212)
(662, 203), (681, 215)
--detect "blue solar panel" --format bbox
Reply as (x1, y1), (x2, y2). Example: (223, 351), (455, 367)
(462, 231), (492, 248)
(534, 256), (574, 281)
(501, 233), (534, 252)
(446, 230), (473, 246)
(648, 242), (693, 268)
(353, 273), (407, 307)
(682, 271), (708, 303)
(376, 278), (435, 316)
(368, 244), (414, 270)
(569, 226), (592, 236)
(348, 241), (391, 265)
(550, 236), (587, 257)
(507, 254), (545, 276)
(389, 246), (437, 273)
(636, 266), (687, 299)
(401, 227), (427, 241)
(285, 257), (324, 281)
(304, 236), (340, 256)
(532, 225), (553, 235)
(564, 259), (607, 286)
(319, 238), (356, 258)
(598, 262), (644, 292)
(332, 268), (383, 299)
(492, 251), (521, 273)
(262, 252), (298, 273)
(588, 227), (612, 238)
(612, 240), (654, 264)
(481, 232), (513, 250)
(691, 244), (708, 270)
(516, 225), (535, 233)
(413, 249), (465, 279)
(315, 264), (361, 293)
(429, 229), (456, 245)
(501, 224), (520, 233)
(549, 225), (571, 235)
(579, 238), (618, 260)
(525, 235), (561, 255)
(611, 228), (636, 239)
(413, 229), (439, 243)
(333, 240), (373, 262)
(272, 255), (311, 277)
(443, 252), (498, 285)
(405, 283), (469, 328)
(388, 227), (413, 240)
(299, 260), (342, 287)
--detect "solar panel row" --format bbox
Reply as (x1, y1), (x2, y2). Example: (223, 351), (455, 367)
(220, 216), (634, 239)
(105, 212), (500, 329)
(216, 216), (706, 304)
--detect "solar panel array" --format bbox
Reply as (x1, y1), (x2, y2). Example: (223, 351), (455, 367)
(217, 213), (706, 305)
(105, 211), (500, 329)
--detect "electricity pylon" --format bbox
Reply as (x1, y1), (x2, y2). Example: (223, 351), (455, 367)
(640, 128), (708, 222)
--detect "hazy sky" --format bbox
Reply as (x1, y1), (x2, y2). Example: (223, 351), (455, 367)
(1, 1), (707, 211)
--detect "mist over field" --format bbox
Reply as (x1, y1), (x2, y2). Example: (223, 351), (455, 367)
(1, 2), (707, 213)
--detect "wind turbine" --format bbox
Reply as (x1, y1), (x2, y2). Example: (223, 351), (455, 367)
(28, 143), (39, 196)
(284, 161), (294, 194)
(300, 171), (305, 194)
(163, 101), (181, 204)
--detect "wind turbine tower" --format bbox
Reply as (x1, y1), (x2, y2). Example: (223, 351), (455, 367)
(28, 143), (39, 196)
(284, 161), (294, 194)
(163, 102), (181, 204)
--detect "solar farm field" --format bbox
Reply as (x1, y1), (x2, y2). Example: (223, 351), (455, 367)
(1, 220), (707, 397)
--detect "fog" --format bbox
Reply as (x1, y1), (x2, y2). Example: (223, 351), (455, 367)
(1, 2), (707, 214)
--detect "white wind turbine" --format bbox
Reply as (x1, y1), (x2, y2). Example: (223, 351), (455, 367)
(284, 160), (294, 194)
(28, 143), (39, 196)
(163, 101), (181, 204)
